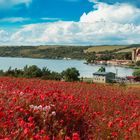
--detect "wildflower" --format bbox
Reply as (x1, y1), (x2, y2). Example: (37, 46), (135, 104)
(72, 133), (80, 140)
(34, 106), (39, 111)
(43, 105), (51, 111)
(119, 120), (124, 128)
(51, 111), (56, 116)
(29, 105), (34, 109)
(44, 136), (50, 140)
(28, 116), (33, 122)
(34, 134), (41, 139)
(4, 138), (10, 140)
(19, 91), (24, 96)
(65, 136), (71, 140)
(24, 128), (29, 135)
(108, 121), (113, 128)
(38, 105), (43, 110)
(111, 132), (118, 137)
(124, 135), (129, 140)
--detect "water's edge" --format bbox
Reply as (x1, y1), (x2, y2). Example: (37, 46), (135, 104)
(0, 57), (133, 78)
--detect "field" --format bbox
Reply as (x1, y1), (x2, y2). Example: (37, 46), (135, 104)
(0, 45), (88, 59)
(116, 48), (138, 53)
(0, 45), (140, 59)
(84, 45), (127, 53)
(0, 77), (140, 140)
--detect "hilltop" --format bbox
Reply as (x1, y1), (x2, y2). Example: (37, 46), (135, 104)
(84, 45), (127, 53)
(84, 45), (140, 53)
(0, 44), (140, 59)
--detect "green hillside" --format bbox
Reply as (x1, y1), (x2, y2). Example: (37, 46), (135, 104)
(0, 45), (89, 59)
(0, 44), (140, 59)
(84, 45), (128, 53)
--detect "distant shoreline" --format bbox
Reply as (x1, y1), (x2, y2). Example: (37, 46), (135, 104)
(0, 57), (133, 78)
(85, 62), (135, 69)
(0, 55), (136, 69)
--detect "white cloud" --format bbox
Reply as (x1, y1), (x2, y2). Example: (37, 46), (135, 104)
(41, 17), (61, 21)
(0, 0), (32, 8)
(0, 17), (30, 23)
(1, 2), (140, 45)
(0, 21), (139, 46)
(80, 2), (140, 24)
(0, 29), (10, 43)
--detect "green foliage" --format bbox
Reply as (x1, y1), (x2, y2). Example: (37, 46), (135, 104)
(4, 67), (23, 77)
(62, 68), (80, 82)
(0, 65), (80, 81)
(114, 52), (132, 60)
(23, 65), (42, 78)
(133, 69), (140, 77)
(136, 61), (140, 66)
(0, 65), (60, 80)
(0, 46), (88, 59)
(98, 67), (106, 72)
(0, 70), (4, 76)
(86, 53), (96, 63)
(0, 45), (133, 61)
(98, 54), (112, 61)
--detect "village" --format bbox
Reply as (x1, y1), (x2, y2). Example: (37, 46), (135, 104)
(94, 48), (140, 66)
(92, 48), (140, 84)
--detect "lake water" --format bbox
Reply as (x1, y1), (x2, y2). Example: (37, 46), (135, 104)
(0, 57), (134, 77)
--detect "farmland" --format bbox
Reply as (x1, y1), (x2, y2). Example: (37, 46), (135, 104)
(116, 48), (137, 53)
(0, 45), (89, 59)
(0, 45), (140, 61)
(84, 45), (127, 53)
(0, 77), (140, 139)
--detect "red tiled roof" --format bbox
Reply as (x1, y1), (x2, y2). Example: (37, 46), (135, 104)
(126, 76), (137, 79)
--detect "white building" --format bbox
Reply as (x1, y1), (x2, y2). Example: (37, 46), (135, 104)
(93, 72), (115, 83)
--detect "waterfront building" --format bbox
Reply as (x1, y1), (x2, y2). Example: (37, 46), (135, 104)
(93, 72), (115, 83)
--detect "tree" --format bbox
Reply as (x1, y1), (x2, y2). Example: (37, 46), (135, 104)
(86, 53), (96, 63)
(98, 67), (106, 72)
(98, 54), (112, 61)
(136, 61), (140, 66)
(61, 68), (80, 82)
(23, 65), (42, 78)
(0, 70), (4, 76)
(133, 69), (140, 77)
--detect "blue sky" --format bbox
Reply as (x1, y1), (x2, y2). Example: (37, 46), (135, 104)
(0, 0), (93, 27)
(1, 0), (140, 45)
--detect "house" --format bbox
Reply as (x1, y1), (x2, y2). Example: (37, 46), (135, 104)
(93, 72), (115, 83)
(132, 48), (140, 62)
(95, 60), (107, 65)
(126, 76), (140, 82)
(107, 60), (132, 65)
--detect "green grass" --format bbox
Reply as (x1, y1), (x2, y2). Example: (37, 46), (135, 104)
(116, 47), (140, 53)
(84, 45), (127, 53)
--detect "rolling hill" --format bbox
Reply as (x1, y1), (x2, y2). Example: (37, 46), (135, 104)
(0, 45), (140, 59)
(84, 45), (128, 53)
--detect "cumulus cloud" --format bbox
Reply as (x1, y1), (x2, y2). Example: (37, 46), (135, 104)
(1, 1), (140, 45)
(0, 21), (140, 46)
(0, 17), (30, 23)
(0, 29), (10, 44)
(0, 0), (32, 8)
(80, 2), (140, 24)
(41, 17), (61, 21)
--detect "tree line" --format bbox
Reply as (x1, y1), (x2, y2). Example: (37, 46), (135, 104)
(0, 65), (80, 82)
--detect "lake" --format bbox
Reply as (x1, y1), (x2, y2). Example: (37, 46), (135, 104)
(0, 57), (134, 77)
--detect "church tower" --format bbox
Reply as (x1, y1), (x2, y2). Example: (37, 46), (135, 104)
(132, 48), (136, 62)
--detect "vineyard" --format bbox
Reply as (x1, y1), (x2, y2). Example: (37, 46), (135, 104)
(0, 77), (140, 140)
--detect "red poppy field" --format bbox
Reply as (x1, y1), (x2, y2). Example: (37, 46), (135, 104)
(0, 77), (140, 140)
